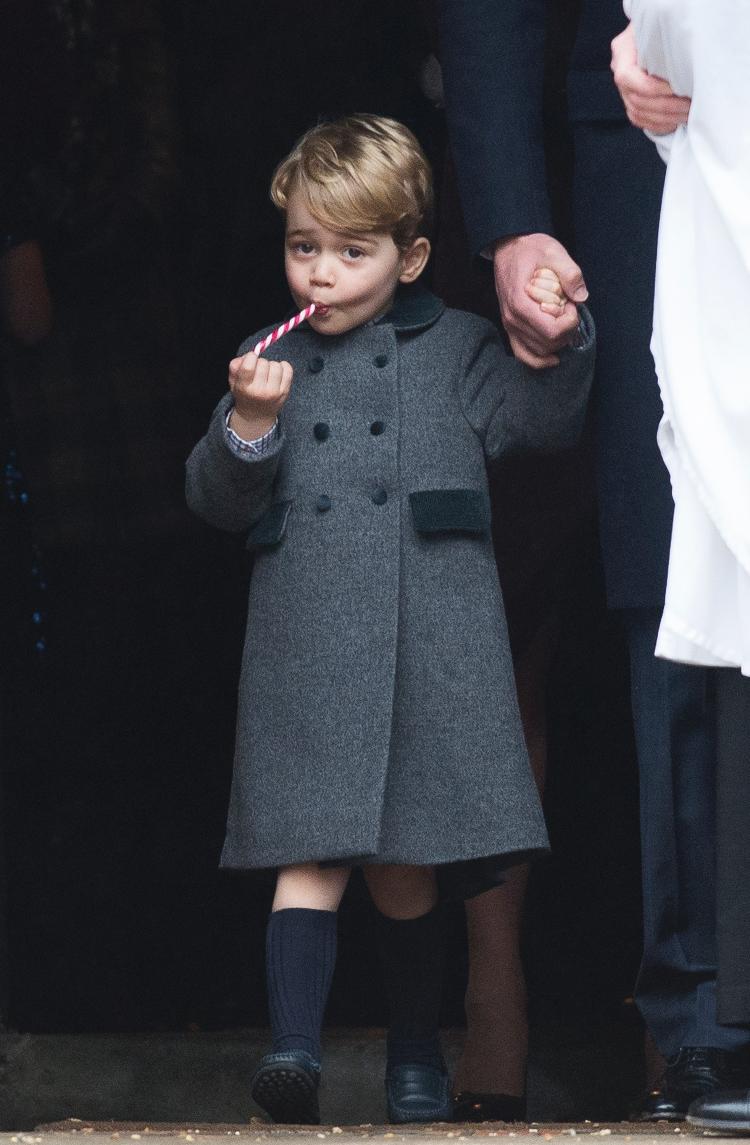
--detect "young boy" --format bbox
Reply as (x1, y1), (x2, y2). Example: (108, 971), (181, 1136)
(186, 115), (594, 1126)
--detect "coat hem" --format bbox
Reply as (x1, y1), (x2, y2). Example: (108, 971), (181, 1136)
(219, 841), (549, 874)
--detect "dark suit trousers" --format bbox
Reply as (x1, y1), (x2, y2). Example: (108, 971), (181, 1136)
(716, 669), (750, 1027)
(625, 609), (749, 1055)
(568, 114), (747, 1055)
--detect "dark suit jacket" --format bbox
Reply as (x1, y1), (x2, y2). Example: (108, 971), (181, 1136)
(438, 0), (674, 609)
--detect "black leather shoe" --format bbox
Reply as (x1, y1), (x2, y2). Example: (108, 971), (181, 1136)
(452, 1091), (527, 1123)
(637, 1046), (747, 1122)
(250, 1049), (321, 1125)
(386, 1062), (452, 1124)
(688, 1089), (750, 1132)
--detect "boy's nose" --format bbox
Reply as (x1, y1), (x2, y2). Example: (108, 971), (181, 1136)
(310, 256), (335, 287)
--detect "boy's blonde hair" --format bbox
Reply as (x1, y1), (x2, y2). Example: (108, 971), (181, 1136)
(270, 114), (432, 250)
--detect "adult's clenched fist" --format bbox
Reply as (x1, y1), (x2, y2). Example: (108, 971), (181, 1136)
(228, 352), (293, 441)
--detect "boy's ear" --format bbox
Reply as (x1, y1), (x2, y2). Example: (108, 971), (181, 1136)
(398, 237), (431, 284)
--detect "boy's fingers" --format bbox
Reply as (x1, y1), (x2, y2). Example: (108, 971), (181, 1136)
(265, 360), (287, 392)
(526, 281), (565, 307)
(252, 358), (270, 387)
(228, 356), (244, 381)
(280, 361), (294, 394)
(526, 284), (553, 305)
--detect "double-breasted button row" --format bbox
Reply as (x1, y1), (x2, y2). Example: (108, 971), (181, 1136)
(312, 420), (386, 441)
(308, 353), (388, 374)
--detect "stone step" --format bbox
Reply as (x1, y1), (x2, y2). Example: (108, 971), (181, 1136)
(0, 1025), (641, 1131)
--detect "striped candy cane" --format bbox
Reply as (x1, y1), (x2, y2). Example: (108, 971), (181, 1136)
(253, 303), (316, 356)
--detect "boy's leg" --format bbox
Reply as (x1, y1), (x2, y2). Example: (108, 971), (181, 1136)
(251, 863), (350, 1125)
(365, 865), (450, 1123)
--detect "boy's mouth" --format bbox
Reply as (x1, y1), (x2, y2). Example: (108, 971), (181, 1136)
(312, 303), (331, 316)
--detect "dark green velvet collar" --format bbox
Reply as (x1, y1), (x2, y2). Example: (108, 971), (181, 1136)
(377, 283), (445, 332)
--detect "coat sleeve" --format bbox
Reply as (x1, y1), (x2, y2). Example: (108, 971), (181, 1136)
(437, 0), (552, 255)
(185, 392), (284, 532)
(460, 307), (595, 460)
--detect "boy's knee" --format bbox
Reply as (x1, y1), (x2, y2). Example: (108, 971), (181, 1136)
(273, 862), (350, 912)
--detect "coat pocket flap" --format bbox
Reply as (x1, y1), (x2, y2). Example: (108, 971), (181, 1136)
(245, 500), (292, 550)
(409, 489), (490, 535)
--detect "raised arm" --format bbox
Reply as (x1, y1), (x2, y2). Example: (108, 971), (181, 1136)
(185, 393), (284, 533)
(460, 307), (595, 461)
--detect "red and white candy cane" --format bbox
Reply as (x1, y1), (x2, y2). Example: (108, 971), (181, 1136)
(253, 303), (316, 356)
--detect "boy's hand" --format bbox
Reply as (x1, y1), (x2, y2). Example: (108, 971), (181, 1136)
(525, 267), (567, 318)
(228, 352), (293, 440)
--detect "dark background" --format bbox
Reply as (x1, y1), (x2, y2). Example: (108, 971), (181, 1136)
(0, 0), (640, 1038)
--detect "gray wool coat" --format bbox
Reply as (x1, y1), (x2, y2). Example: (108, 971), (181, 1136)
(186, 286), (595, 872)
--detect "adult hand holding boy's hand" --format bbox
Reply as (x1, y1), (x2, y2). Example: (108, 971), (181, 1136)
(228, 352), (293, 440)
(493, 234), (587, 369)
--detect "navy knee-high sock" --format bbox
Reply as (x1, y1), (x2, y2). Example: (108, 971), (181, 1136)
(376, 907), (445, 1071)
(266, 907), (338, 1062)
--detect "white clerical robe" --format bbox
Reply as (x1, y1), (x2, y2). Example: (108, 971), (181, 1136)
(624, 0), (750, 675)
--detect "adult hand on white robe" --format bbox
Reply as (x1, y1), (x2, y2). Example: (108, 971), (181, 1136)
(611, 21), (691, 135)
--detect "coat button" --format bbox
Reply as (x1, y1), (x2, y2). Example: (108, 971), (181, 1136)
(309, 356), (324, 373)
(316, 494), (332, 512)
(373, 353), (388, 368)
(313, 422), (330, 441)
(370, 420), (385, 436)
(371, 487), (388, 506)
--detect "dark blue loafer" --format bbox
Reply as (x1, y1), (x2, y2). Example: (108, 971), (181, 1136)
(250, 1049), (321, 1125)
(386, 1062), (452, 1124)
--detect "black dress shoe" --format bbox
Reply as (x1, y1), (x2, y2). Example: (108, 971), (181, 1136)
(452, 1091), (527, 1123)
(386, 1062), (452, 1124)
(250, 1049), (321, 1125)
(637, 1046), (746, 1122)
(688, 1089), (750, 1132)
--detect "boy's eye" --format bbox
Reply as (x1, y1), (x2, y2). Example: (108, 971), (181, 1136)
(342, 246), (365, 260)
(292, 242), (314, 255)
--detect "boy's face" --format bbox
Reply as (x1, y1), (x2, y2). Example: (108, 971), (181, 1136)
(284, 190), (428, 336)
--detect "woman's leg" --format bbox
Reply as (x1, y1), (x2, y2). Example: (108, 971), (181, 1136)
(454, 871), (529, 1097)
(454, 616), (554, 1104)
(252, 863), (350, 1124)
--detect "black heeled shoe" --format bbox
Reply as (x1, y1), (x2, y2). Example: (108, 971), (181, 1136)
(452, 1091), (527, 1122)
